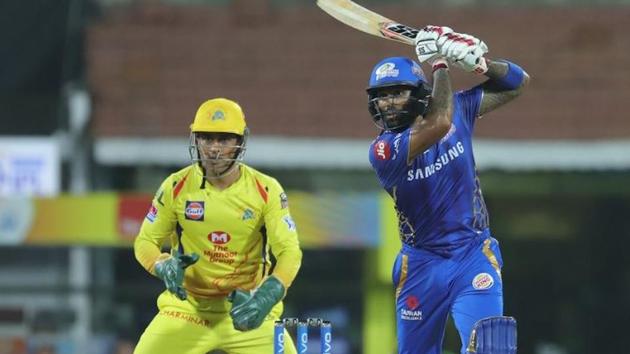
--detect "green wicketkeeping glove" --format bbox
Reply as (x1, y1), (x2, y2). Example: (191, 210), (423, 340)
(229, 276), (285, 331)
(154, 251), (199, 300)
(227, 289), (253, 308)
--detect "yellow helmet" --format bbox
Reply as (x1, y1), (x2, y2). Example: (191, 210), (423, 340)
(190, 98), (247, 135)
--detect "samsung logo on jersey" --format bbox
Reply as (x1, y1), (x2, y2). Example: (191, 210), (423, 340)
(407, 141), (465, 181)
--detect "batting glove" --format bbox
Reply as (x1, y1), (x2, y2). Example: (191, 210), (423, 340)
(453, 44), (488, 74)
(439, 32), (489, 74)
(415, 25), (453, 64)
(154, 251), (199, 300)
(229, 276), (285, 331)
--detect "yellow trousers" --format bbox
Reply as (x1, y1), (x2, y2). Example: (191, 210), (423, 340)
(134, 291), (297, 354)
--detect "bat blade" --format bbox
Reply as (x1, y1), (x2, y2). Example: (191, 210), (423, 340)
(316, 0), (418, 46)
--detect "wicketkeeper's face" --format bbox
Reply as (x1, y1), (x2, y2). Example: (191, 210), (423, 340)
(195, 132), (241, 176)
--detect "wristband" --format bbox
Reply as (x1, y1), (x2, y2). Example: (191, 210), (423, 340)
(473, 57), (488, 75)
(493, 60), (525, 89)
(432, 58), (449, 73)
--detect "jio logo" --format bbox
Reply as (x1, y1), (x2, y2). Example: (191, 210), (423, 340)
(375, 140), (390, 160)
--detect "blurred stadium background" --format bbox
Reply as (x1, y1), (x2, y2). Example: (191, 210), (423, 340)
(2, 0), (630, 353)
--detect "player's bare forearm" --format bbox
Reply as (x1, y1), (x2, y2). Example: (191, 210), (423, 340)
(429, 67), (454, 130)
(478, 59), (530, 115)
(407, 66), (453, 163)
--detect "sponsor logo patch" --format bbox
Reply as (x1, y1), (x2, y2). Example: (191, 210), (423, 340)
(185, 201), (205, 221)
(282, 215), (297, 232)
(280, 192), (289, 209)
(161, 310), (209, 327)
(401, 295), (423, 321)
(472, 272), (494, 290)
(242, 208), (254, 220)
(406, 141), (465, 181)
(208, 231), (231, 245)
(392, 133), (402, 160)
(145, 204), (158, 223)
(406, 295), (420, 310)
(374, 140), (391, 160)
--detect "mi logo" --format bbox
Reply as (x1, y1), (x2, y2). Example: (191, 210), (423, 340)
(208, 231), (231, 245)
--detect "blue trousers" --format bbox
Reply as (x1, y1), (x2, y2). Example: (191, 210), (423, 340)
(393, 237), (504, 354)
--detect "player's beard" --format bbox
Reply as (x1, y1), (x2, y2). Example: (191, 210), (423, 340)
(376, 97), (409, 130)
(383, 111), (401, 127)
(200, 151), (239, 179)
(382, 109), (414, 130)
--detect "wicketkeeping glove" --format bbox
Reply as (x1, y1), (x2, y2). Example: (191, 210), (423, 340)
(415, 25), (453, 64)
(154, 251), (199, 300)
(229, 276), (285, 331)
(227, 289), (253, 308)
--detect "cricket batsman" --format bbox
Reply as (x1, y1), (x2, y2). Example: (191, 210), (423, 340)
(133, 98), (302, 354)
(366, 27), (529, 353)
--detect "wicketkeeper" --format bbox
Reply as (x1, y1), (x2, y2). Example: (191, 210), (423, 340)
(133, 98), (302, 354)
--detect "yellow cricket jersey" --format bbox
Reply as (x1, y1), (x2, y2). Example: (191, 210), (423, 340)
(134, 163), (302, 298)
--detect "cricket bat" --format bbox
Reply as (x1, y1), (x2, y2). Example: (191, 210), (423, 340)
(316, 0), (419, 46)
(316, 0), (489, 69)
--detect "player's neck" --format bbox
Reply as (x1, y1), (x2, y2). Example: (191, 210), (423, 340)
(206, 165), (241, 190)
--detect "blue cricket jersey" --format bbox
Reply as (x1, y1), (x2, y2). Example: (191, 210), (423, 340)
(369, 87), (490, 256)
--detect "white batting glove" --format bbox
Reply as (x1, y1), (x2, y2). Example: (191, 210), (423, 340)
(453, 44), (488, 74)
(439, 32), (489, 74)
(414, 25), (453, 64)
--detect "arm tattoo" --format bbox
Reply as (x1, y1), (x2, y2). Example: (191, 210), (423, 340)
(428, 68), (453, 119)
(478, 60), (529, 116)
(407, 68), (453, 164)
(417, 68), (452, 127)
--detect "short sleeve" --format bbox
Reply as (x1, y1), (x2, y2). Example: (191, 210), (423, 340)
(454, 86), (483, 131)
(369, 131), (410, 190)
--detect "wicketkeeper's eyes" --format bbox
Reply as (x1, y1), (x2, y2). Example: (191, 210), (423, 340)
(196, 134), (239, 147)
